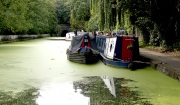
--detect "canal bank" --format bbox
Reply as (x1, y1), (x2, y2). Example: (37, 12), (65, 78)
(140, 48), (180, 81)
(0, 34), (49, 44)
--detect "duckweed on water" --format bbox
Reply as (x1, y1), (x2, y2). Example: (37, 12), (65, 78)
(0, 88), (39, 105)
(0, 76), (151, 105)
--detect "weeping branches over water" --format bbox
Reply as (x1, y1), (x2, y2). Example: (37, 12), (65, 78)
(1, 0), (180, 48)
(89, 0), (180, 49)
(89, 0), (131, 33)
(89, 0), (112, 31)
(69, 0), (90, 30)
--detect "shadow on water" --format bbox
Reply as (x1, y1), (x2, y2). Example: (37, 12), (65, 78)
(131, 56), (152, 70)
(0, 76), (152, 105)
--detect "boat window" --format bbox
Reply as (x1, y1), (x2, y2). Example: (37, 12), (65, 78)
(84, 39), (88, 42)
(103, 41), (106, 50)
(101, 40), (103, 50)
(102, 41), (104, 50)
(99, 39), (101, 49)
(97, 38), (99, 48)
(101, 40), (104, 50)
(110, 44), (112, 52)
(98, 39), (100, 49)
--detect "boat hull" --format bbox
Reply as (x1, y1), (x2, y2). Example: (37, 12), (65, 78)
(100, 53), (131, 68)
(96, 35), (139, 69)
(67, 49), (99, 64)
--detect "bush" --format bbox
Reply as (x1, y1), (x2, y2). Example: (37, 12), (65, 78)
(149, 28), (161, 46)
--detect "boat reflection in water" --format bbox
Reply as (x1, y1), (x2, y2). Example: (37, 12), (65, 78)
(73, 76), (151, 105)
(0, 76), (151, 105)
(101, 76), (116, 98)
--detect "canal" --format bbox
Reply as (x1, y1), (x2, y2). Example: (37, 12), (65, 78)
(0, 37), (180, 105)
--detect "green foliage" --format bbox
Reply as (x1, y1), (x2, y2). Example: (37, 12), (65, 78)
(27, 0), (57, 34)
(149, 33), (160, 46)
(149, 24), (161, 46)
(89, 0), (132, 32)
(70, 0), (90, 30)
(150, 1), (171, 43)
(89, 0), (180, 49)
(87, 13), (99, 31)
(129, 0), (180, 47)
(0, 0), (180, 50)
(0, 0), (32, 34)
(103, 28), (110, 33)
(56, 0), (70, 24)
(0, 0), (57, 35)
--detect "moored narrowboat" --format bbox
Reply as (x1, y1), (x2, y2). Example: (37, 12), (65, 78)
(96, 35), (139, 69)
(66, 32), (99, 64)
(65, 32), (86, 41)
(65, 32), (75, 41)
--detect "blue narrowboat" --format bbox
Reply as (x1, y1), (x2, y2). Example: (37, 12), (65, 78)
(66, 32), (99, 64)
(96, 35), (139, 69)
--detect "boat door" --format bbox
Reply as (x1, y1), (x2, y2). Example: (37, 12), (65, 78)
(106, 37), (117, 59)
(81, 35), (91, 47)
(121, 36), (134, 61)
(104, 38), (110, 57)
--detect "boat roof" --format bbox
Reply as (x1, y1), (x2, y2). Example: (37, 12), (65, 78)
(70, 32), (97, 50)
(66, 32), (86, 36)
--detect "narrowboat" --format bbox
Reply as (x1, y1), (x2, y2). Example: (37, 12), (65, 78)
(65, 32), (75, 41)
(96, 35), (139, 69)
(65, 32), (85, 41)
(66, 32), (99, 64)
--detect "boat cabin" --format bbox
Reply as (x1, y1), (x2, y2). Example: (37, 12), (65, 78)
(69, 32), (98, 52)
(96, 35), (139, 62)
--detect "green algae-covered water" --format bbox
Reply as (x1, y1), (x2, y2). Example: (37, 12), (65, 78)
(0, 37), (180, 105)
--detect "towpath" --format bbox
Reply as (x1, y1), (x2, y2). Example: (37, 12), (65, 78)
(140, 48), (180, 81)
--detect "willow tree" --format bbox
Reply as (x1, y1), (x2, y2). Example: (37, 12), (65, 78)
(115, 0), (132, 33)
(89, 0), (180, 49)
(89, 0), (113, 32)
(103, 0), (112, 31)
(126, 0), (180, 48)
(89, 0), (131, 33)
(99, 0), (105, 31)
(124, 0), (153, 44)
(87, 0), (98, 31)
(69, 0), (90, 30)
